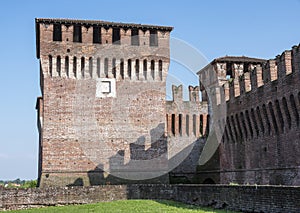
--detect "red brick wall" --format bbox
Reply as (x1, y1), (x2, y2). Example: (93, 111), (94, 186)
(198, 45), (300, 185)
(36, 19), (172, 186)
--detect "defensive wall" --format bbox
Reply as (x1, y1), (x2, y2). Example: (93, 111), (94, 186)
(197, 45), (300, 185)
(1, 184), (299, 212)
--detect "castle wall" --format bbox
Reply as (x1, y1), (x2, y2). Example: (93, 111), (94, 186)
(36, 19), (172, 186)
(1, 184), (300, 213)
(166, 85), (208, 183)
(198, 45), (300, 185)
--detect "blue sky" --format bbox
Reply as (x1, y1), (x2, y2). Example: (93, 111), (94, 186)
(0, 0), (300, 180)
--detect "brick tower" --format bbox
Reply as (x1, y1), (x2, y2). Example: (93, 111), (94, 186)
(35, 18), (173, 187)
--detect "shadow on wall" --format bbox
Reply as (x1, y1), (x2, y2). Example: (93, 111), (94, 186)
(64, 121), (220, 186)
(66, 122), (218, 186)
(168, 137), (207, 184)
(67, 178), (84, 187)
(86, 123), (169, 185)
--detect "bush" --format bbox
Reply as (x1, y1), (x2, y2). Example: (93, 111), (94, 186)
(21, 180), (37, 188)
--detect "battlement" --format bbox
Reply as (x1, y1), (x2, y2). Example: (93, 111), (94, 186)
(166, 85), (208, 138)
(36, 18), (172, 83)
(197, 44), (300, 104)
(36, 18), (172, 57)
(170, 85), (201, 102)
(226, 45), (298, 102)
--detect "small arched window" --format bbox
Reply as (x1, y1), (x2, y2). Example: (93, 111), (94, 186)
(65, 56), (69, 77)
(57, 56), (61, 76)
(186, 115), (189, 136)
(199, 115), (203, 136)
(151, 60), (155, 80)
(112, 58), (116, 78)
(179, 114), (182, 136)
(171, 114), (175, 136)
(120, 58), (124, 79)
(96, 57), (100, 78)
(81, 57), (85, 78)
(48, 55), (52, 76)
(143, 59), (147, 80)
(89, 57), (93, 78)
(73, 56), (77, 78)
(104, 58), (108, 78)
(135, 59), (139, 80)
(159, 60), (163, 80)
(128, 59), (132, 79)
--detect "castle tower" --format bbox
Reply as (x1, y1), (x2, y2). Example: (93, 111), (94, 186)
(35, 18), (173, 187)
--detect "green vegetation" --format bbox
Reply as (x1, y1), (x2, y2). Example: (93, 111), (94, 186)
(0, 179), (37, 188)
(9, 200), (237, 213)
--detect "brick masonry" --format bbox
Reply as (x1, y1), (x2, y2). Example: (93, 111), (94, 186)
(35, 18), (300, 187)
(36, 18), (175, 186)
(1, 185), (300, 212)
(197, 47), (300, 185)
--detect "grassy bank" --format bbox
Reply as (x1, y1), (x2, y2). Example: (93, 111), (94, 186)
(9, 200), (237, 212)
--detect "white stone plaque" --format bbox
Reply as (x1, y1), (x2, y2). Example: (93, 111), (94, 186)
(96, 78), (116, 98)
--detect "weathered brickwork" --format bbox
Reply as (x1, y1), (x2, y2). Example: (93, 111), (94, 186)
(36, 18), (173, 186)
(166, 85), (208, 182)
(36, 17), (300, 187)
(1, 185), (300, 212)
(197, 46), (300, 185)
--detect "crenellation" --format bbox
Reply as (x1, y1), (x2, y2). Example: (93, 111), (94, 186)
(233, 63), (244, 77)
(269, 59), (277, 81)
(102, 27), (112, 44)
(284, 50), (292, 75)
(276, 50), (292, 79)
(244, 72), (251, 93)
(120, 28), (130, 45)
(196, 44), (300, 185)
(292, 44), (300, 73)
(255, 64), (264, 87)
(82, 25), (93, 43)
(188, 86), (200, 102)
(171, 85), (183, 102)
(62, 24), (73, 43)
(166, 84), (208, 139)
(216, 62), (227, 83)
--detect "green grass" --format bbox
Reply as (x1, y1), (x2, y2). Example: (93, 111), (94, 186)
(8, 200), (237, 213)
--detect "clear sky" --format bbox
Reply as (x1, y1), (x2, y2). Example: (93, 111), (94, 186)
(0, 0), (300, 180)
